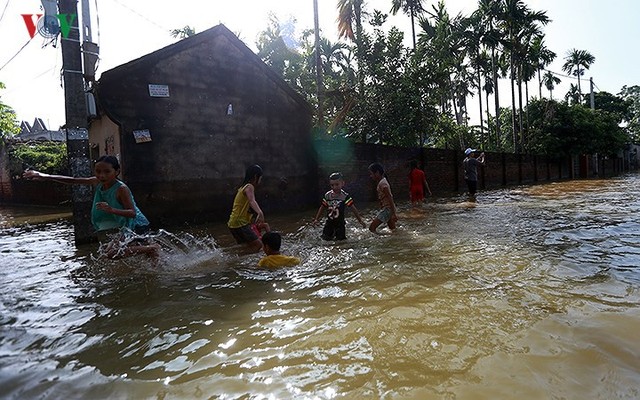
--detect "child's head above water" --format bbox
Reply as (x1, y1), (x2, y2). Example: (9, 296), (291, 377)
(329, 172), (344, 193)
(261, 231), (281, 254)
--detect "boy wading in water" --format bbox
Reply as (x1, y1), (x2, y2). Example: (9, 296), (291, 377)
(313, 172), (366, 240)
(368, 163), (398, 233)
(258, 232), (301, 268)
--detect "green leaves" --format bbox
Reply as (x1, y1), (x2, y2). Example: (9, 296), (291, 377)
(619, 85), (640, 143)
(527, 99), (629, 157)
(7, 141), (68, 176)
(561, 49), (596, 93)
(250, 2), (633, 156)
(0, 82), (20, 140)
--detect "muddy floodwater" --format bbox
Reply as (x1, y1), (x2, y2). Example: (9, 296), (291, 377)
(1, 175), (639, 399)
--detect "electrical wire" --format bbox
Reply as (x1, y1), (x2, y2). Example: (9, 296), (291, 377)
(541, 67), (601, 92)
(0, 37), (34, 72)
(542, 68), (581, 80)
(0, 0), (10, 25)
(108, 0), (171, 33)
(2, 44), (61, 104)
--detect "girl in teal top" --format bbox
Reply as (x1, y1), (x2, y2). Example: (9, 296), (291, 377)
(92, 179), (149, 233)
(23, 155), (157, 259)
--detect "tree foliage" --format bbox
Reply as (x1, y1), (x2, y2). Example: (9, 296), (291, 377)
(0, 82), (20, 140)
(347, 14), (422, 145)
(527, 99), (628, 157)
(1, 82), (67, 177)
(562, 48), (595, 94)
(251, 1), (636, 156)
(586, 91), (632, 123)
(170, 25), (196, 39)
(619, 85), (640, 143)
(256, 15), (306, 93)
(7, 141), (68, 176)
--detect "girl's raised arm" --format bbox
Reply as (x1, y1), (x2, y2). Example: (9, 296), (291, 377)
(22, 170), (98, 185)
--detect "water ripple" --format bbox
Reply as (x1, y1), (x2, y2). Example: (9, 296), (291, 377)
(2, 175), (640, 398)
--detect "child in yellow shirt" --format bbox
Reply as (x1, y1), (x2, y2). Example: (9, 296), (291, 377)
(258, 232), (301, 268)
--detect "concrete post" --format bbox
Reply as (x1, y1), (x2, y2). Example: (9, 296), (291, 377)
(59, 0), (94, 244)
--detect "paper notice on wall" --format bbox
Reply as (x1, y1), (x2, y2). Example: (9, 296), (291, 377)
(133, 129), (152, 143)
(148, 84), (170, 97)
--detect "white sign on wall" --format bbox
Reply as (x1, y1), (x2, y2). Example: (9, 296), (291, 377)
(133, 129), (152, 143)
(148, 84), (170, 97)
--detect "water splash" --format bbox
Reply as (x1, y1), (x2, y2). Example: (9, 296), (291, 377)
(91, 228), (225, 273)
(151, 229), (225, 271)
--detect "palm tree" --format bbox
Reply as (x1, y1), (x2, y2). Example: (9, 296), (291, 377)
(306, 36), (354, 133)
(542, 70), (561, 99)
(482, 60), (495, 146)
(565, 83), (581, 105)
(515, 17), (549, 147)
(519, 31), (542, 146)
(417, 3), (466, 120)
(562, 49), (595, 95)
(529, 36), (556, 99)
(460, 12), (490, 146)
(390, 0), (425, 49)
(476, 0), (504, 147)
(336, 0), (365, 140)
(316, 38), (350, 76)
(256, 15), (294, 76)
(336, 0), (362, 41)
(499, 0), (549, 151)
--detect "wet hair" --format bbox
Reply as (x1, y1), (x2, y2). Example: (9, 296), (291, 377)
(261, 231), (281, 251)
(329, 172), (343, 181)
(96, 155), (120, 171)
(368, 162), (385, 175)
(242, 164), (263, 185)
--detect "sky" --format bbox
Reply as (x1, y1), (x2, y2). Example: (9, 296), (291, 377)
(1, 0), (639, 130)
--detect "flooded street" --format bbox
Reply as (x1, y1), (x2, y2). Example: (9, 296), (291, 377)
(1, 175), (639, 399)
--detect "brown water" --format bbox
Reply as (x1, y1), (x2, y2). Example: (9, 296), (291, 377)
(1, 175), (639, 399)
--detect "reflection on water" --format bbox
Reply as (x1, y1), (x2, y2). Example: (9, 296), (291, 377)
(1, 175), (640, 399)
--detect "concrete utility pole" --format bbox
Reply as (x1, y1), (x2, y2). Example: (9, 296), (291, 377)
(59, 0), (94, 244)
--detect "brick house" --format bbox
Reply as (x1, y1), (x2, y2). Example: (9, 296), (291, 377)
(89, 24), (317, 226)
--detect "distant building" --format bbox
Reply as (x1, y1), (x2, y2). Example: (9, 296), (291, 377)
(88, 24), (317, 226)
(15, 118), (65, 141)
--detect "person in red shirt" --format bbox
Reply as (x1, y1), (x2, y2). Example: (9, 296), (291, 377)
(408, 160), (432, 207)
